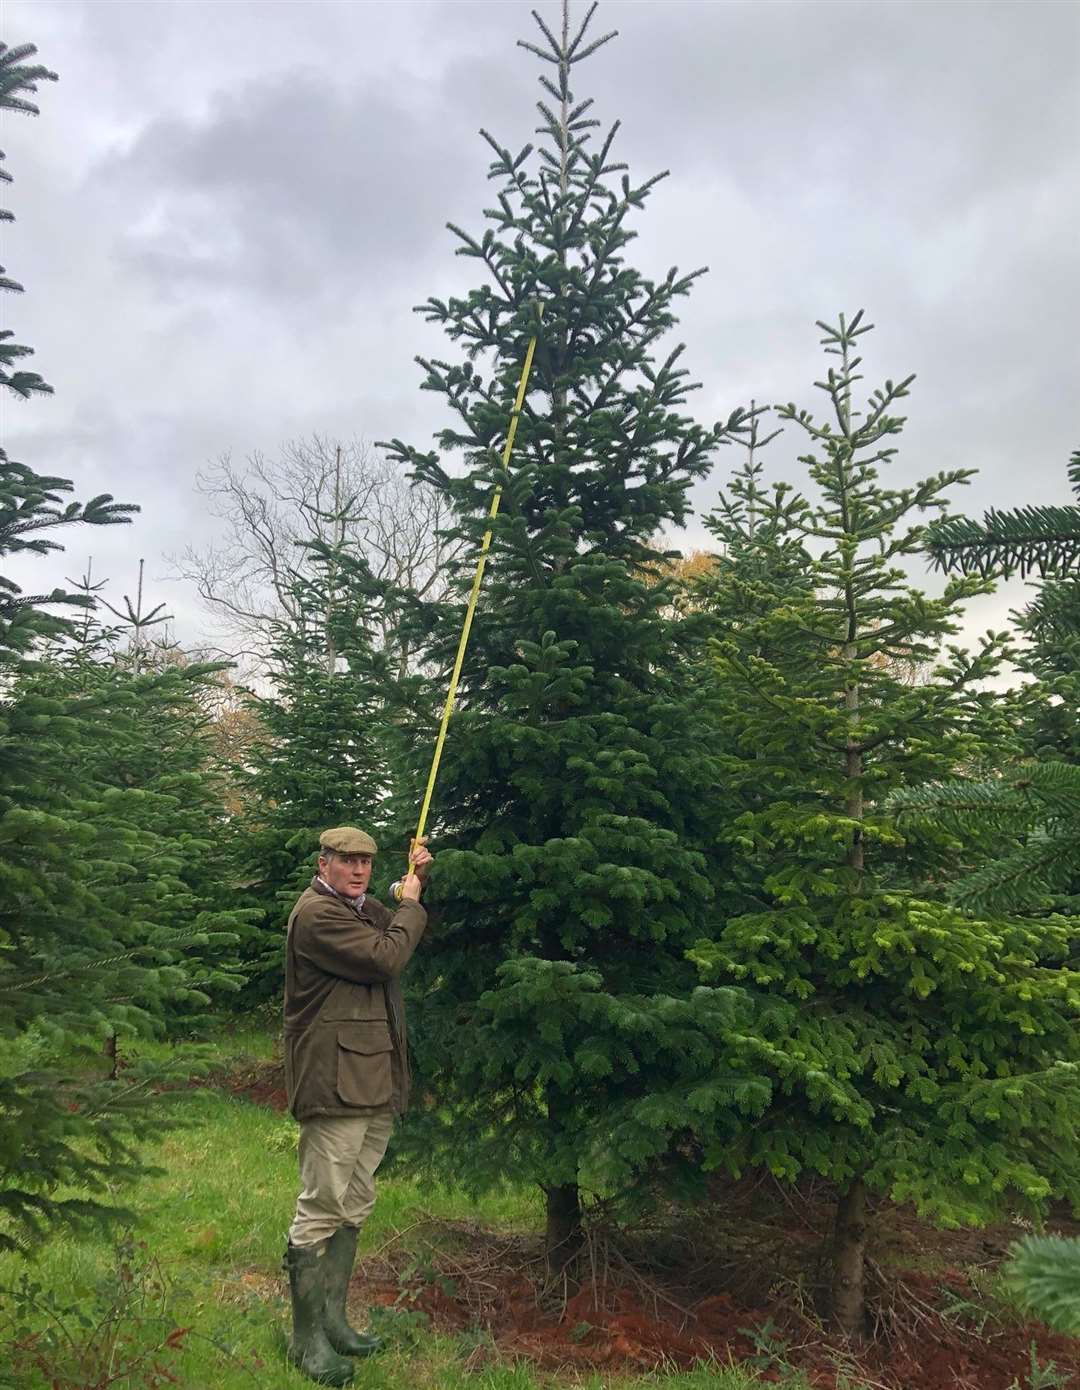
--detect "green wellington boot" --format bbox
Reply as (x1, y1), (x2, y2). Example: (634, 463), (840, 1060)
(323, 1226), (382, 1357)
(283, 1240), (354, 1386)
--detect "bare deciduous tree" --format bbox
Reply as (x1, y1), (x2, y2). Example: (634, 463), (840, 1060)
(173, 435), (461, 674)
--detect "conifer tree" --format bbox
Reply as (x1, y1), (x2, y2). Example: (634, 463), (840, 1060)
(384, 0), (750, 1272)
(1, 43), (56, 406)
(1, 43), (136, 662)
(690, 315), (1080, 1335)
(231, 523), (400, 997)
(2, 628), (249, 1250)
(909, 450), (1080, 1344)
(0, 44), (239, 1252)
(36, 575), (252, 1030)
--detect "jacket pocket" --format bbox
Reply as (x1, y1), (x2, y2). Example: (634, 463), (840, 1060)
(335, 1022), (393, 1108)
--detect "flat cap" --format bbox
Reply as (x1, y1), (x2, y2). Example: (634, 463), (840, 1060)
(319, 826), (378, 855)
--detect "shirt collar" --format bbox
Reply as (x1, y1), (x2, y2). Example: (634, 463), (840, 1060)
(313, 875), (366, 912)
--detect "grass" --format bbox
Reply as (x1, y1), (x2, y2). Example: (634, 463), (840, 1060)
(0, 1038), (804, 1390)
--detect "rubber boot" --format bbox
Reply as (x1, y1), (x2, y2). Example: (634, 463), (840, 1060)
(323, 1225), (382, 1357)
(283, 1240), (354, 1386)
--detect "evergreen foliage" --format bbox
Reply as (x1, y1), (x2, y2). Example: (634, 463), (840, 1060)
(0, 604), (251, 1250)
(908, 448), (1080, 1336)
(230, 532), (403, 998)
(904, 453), (1080, 914)
(0, 44), (136, 662)
(1010, 497), (1080, 791)
(926, 449), (1080, 578)
(0, 47), (242, 1253)
(891, 760), (1080, 916)
(1006, 1234), (1080, 1338)
(689, 314), (1080, 1334)
(0, 43), (56, 402)
(383, 1), (750, 1269)
(1013, 573), (1080, 914)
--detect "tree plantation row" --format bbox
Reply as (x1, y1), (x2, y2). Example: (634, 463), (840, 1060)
(2, 13), (1079, 1345)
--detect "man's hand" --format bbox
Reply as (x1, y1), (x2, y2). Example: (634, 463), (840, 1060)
(400, 871), (423, 902)
(396, 838), (433, 903)
(409, 837), (433, 883)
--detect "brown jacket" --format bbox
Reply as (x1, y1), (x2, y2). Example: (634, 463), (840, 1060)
(283, 881), (427, 1122)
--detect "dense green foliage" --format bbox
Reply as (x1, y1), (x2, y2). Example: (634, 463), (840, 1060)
(381, 5), (759, 1267)
(687, 317), (1080, 1331)
(893, 452), (1080, 910)
(4, 5), (1079, 1357)
(1006, 1234), (1080, 1338)
(0, 45), (243, 1254)
(907, 448), (1080, 1332)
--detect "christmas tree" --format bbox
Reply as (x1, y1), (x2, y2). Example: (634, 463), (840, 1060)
(690, 314), (1080, 1335)
(384, 0), (752, 1273)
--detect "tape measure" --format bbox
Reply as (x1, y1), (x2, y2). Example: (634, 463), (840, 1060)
(392, 312), (543, 901)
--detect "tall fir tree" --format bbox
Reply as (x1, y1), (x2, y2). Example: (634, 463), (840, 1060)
(35, 574), (253, 1033)
(0, 44), (136, 661)
(690, 315), (1080, 1335)
(384, 0), (753, 1272)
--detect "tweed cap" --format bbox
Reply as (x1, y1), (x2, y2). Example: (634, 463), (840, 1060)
(319, 826), (378, 855)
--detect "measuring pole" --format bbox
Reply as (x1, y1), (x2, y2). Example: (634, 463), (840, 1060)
(399, 323), (542, 892)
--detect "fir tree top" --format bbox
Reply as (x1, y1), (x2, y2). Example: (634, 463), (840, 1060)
(384, 0), (744, 577)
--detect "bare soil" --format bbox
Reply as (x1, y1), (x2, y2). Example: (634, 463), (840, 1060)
(348, 1208), (1080, 1389)
(226, 1058), (1080, 1388)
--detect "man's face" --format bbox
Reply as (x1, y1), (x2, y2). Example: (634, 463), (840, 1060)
(319, 851), (373, 899)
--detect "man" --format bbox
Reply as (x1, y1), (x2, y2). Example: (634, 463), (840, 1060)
(282, 826), (432, 1387)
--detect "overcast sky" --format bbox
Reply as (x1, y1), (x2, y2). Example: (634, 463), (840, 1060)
(4, 0), (1078, 653)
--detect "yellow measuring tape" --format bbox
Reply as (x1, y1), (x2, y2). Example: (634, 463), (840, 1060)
(400, 321), (542, 890)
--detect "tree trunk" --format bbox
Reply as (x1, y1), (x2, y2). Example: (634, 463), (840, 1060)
(103, 1031), (118, 1081)
(543, 1181), (582, 1280)
(832, 1177), (868, 1338)
(543, 1076), (582, 1279)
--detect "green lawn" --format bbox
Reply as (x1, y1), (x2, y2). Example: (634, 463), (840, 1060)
(0, 1078), (809, 1389)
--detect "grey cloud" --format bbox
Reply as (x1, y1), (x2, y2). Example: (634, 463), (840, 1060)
(2, 0), (1077, 653)
(109, 70), (484, 301)
(584, 2), (1079, 214)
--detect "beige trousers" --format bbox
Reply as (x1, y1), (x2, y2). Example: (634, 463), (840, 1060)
(288, 1108), (394, 1247)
